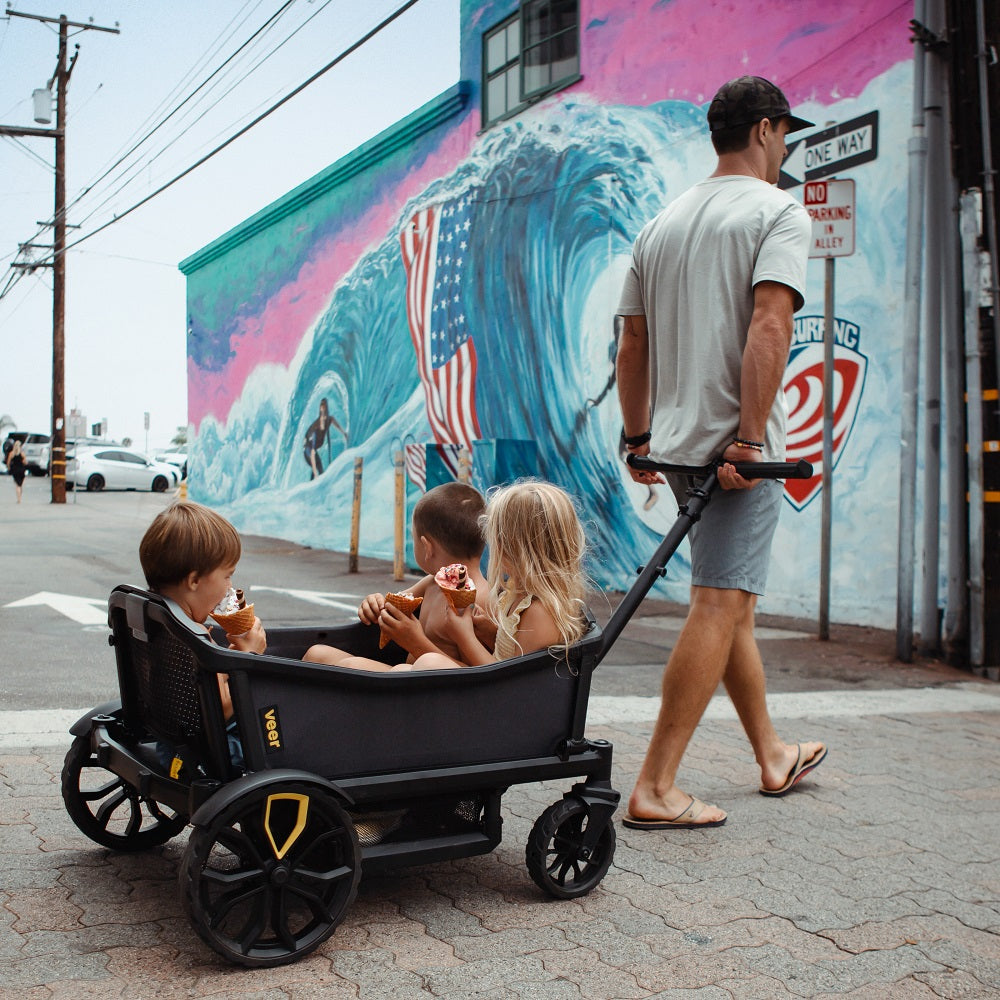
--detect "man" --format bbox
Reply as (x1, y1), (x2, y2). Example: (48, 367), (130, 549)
(616, 76), (827, 829)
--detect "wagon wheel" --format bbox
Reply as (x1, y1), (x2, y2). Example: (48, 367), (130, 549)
(180, 782), (360, 967)
(61, 735), (187, 851)
(526, 797), (616, 900)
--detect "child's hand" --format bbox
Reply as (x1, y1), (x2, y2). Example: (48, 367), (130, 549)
(358, 593), (385, 625)
(378, 601), (427, 653)
(471, 607), (498, 651)
(228, 617), (267, 655)
(438, 600), (476, 644)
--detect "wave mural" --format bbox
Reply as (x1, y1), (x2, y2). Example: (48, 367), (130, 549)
(190, 62), (910, 626)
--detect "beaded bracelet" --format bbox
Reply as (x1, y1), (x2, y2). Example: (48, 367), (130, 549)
(733, 437), (764, 451)
(624, 430), (652, 447)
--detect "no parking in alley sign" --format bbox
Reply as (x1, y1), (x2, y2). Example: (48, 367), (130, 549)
(804, 179), (855, 258)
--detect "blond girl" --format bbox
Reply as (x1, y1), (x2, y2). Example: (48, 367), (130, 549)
(412, 480), (588, 669)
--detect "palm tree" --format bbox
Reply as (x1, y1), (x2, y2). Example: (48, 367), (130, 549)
(171, 426), (188, 447)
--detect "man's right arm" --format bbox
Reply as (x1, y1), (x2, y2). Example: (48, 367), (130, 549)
(718, 279), (797, 489)
(737, 280), (796, 445)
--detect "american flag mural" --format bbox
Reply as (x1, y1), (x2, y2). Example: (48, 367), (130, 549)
(403, 441), (427, 492)
(400, 192), (482, 479)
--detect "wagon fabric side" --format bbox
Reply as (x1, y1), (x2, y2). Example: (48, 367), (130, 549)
(230, 621), (604, 781)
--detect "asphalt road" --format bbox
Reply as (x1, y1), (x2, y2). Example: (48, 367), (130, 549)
(0, 475), (961, 713)
(0, 484), (377, 709)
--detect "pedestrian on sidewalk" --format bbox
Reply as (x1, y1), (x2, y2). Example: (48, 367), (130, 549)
(6, 440), (27, 503)
(615, 76), (827, 829)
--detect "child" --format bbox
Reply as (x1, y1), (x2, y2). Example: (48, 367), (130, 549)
(303, 482), (489, 670)
(412, 480), (589, 670)
(139, 501), (267, 724)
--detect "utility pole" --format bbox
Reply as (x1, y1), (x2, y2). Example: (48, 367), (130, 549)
(0, 9), (119, 503)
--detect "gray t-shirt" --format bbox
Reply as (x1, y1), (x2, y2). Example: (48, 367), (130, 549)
(618, 175), (810, 464)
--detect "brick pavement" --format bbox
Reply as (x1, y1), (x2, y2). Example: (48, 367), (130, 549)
(2, 695), (999, 998)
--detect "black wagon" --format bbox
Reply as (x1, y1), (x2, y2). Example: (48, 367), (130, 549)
(62, 459), (809, 967)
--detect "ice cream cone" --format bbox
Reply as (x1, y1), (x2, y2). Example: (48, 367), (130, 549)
(441, 584), (477, 610)
(210, 603), (256, 636)
(435, 563), (476, 611)
(379, 592), (423, 648)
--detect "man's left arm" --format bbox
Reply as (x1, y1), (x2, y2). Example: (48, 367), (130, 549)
(616, 313), (665, 484)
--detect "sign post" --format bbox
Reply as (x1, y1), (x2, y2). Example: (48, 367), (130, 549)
(805, 178), (856, 640)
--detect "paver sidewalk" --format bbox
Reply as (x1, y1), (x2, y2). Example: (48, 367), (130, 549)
(2, 696), (998, 998)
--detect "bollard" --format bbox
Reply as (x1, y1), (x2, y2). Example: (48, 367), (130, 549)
(458, 446), (472, 484)
(393, 450), (405, 581)
(349, 456), (363, 573)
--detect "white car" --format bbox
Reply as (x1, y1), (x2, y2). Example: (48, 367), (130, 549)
(67, 448), (180, 492)
(154, 448), (188, 479)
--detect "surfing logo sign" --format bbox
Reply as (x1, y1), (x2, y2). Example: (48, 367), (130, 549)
(783, 316), (868, 511)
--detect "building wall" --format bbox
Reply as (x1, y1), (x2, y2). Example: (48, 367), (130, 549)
(182, 0), (915, 626)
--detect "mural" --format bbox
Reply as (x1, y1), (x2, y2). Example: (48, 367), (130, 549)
(183, 1), (914, 627)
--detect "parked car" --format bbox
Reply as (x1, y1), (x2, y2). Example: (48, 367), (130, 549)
(154, 447), (187, 479)
(3, 431), (50, 475)
(67, 448), (180, 492)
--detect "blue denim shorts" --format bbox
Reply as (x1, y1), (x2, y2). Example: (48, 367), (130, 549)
(665, 474), (782, 596)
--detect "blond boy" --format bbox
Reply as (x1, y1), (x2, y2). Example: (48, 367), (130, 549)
(139, 501), (266, 716)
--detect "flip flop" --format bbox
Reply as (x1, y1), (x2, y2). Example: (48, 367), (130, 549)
(759, 743), (828, 797)
(622, 796), (727, 829)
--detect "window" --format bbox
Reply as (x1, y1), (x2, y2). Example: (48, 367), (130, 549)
(484, 14), (522, 125)
(482, 1), (579, 127)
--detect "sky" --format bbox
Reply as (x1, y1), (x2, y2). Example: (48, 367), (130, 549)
(0, 0), (459, 451)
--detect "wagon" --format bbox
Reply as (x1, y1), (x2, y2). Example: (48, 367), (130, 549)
(62, 458), (809, 967)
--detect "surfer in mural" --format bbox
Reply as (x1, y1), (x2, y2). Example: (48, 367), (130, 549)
(303, 397), (347, 480)
(616, 76), (827, 830)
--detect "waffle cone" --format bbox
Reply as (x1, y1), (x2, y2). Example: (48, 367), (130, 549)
(379, 592), (423, 648)
(441, 584), (477, 610)
(210, 603), (256, 635)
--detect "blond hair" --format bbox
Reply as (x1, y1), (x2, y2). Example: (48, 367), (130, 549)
(139, 501), (241, 590)
(484, 480), (587, 654)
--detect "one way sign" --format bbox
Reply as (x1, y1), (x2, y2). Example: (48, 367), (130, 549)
(779, 111), (879, 189)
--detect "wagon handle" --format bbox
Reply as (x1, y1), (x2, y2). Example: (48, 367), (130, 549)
(596, 455), (812, 664)
(625, 455), (814, 480)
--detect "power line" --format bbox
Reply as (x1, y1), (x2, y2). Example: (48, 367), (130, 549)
(82, 0), (359, 234)
(1, 133), (53, 171)
(65, 0), (321, 232)
(64, 1), (296, 227)
(43, 0), (423, 263)
(92, 0), (265, 171)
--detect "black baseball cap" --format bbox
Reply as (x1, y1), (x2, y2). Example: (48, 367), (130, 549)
(707, 76), (814, 134)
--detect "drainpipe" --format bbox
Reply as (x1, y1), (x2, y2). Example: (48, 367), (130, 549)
(940, 47), (968, 656)
(897, 0), (928, 662)
(919, 1), (945, 654)
(974, 0), (1000, 391)
(960, 191), (986, 667)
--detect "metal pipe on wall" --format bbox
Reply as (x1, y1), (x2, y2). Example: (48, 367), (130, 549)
(960, 191), (986, 666)
(897, 0), (929, 662)
(974, 0), (1000, 390)
(920, 7), (944, 653)
(940, 67), (968, 654)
